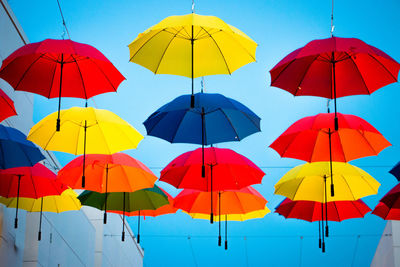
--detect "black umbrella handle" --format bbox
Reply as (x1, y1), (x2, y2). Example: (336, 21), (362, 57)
(325, 225), (329, 237)
(218, 235), (221, 246)
(322, 241), (326, 253)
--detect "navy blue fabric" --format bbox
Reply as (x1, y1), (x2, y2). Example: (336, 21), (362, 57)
(0, 125), (45, 169)
(143, 93), (261, 145)
(389, 161), (400, 181)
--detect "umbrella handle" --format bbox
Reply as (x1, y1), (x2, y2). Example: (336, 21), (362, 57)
(325, 225), (329, 237)
(122, 231), (125, 242)
(210, 213), (213, 224)
(137, 233), (140, 244)
(322, 241), (326, 253)
(225, 240), (228, 250)
(319, 238), (321, 248)
(330, 184), (335, 197)
(38, 231), (42, 241)
(103, 212), (107, 224)
(191, 94), (195, 108)
(56, 118), (61, 132)
(218, 235), (221, 247)
(334, 116), (338, 131)
(14, 218), (18, 229)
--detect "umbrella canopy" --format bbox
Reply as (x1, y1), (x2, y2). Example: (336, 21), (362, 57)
(28, 107), (143, 154)
(28, 107), (143, 187)
(185, 207), (270, 221)
(0, 163), (67, 228)
(160, 147), (264, 191)
(372, 183), (400, 220)
(129, 13), (256, 78)
(78, 186), (169, 241)
(0, 39), (125, 131)
(274, 162), (380, 202)
(275, 198), (371, 222)
(0, 125), (45, 169)
(0, 188), (80, 212)
(372, 202), (400, 220)
(144, 92), (261, 145)
(389, 162), (400, 181)
(269, 36), (400, 130)
(0, 188), (80, 240)
(173, 187), (267, 215)
(0, 163), (66, 199)
(57, 153), (157, 192)
(270, 112), (390, 162)
(0, 88), (17, 122)
(270, 37), (399, 99)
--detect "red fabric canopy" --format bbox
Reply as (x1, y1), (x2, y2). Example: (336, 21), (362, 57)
(0, 88), (17, 122)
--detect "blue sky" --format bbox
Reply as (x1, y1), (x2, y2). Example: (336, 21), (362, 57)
(8, 0), (400, 266)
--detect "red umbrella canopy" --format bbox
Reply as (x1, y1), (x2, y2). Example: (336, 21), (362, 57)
(270, 113), (391, 162)
(0, 88), (17, 122)
(57, 153), (157, 193)
(376, 183), (400, 208)
(0, 39), (125, 99)
(173, 186), (267, 215)
(270, 36), (400, 98)
(275, 198), (371, 222)
(372, 202), (400, 220)
(160, 147), (265, 191)
(0, 163), (67, 198)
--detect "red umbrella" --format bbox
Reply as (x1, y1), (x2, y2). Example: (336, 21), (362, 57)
(160, 147), (265, 223)
(0, 163), (67, 228)
(372, 183), (400, 220)
(270, 36), (400, 130)
(275, 198), (371, 252)
(270, 112), (390, 196)
(0, 88), (17, 122)
(0, 39), (125, 131)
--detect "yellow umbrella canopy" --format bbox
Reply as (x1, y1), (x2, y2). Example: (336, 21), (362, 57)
(129, 13), (257, 78)
(274, 162), (380, 202)
(27, 107), (143, 155)
(0, 189), (81, 241)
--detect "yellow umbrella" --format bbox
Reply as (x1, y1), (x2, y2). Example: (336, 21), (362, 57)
(128, 13), (257, 107)
(28, 107), (143, 187)
(0, 189), (81, 240)
(274, 162), (380, 202)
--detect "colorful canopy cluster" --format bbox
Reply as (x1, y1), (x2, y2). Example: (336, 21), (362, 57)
(269, 36), (398, 252)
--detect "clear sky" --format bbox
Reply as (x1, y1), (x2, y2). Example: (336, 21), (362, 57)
(7, 0), (400, 266)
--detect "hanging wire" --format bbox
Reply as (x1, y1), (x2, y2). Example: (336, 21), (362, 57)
(56, 0), (71, 39)
(187, 236), (198, 267)
(326, 99), (331, 113)
(191, 0), (195, 13)
(201, 77), (205, 93)
(330, 0), (334, 36)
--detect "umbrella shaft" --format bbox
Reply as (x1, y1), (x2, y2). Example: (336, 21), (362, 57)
(82, 120), (87, 188)
(328, 130), (335, 197)
(39, 197), (43, 241)
(56, 54), (64, 132)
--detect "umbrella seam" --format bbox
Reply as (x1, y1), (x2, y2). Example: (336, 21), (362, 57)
(129, 29), (165, 62)
(13, 54), (46, 91)
(293, 55), (321, 96)
(345, 52), (372, 95)
(71, 54), (88, 99)
(47, 59), (59, 98)
(367, 53), (399, 82)
(86, 58), (119, 93)
(170, 110), (191, 144)
(218, 108), (241, 142)
(153, 27), (185, 74)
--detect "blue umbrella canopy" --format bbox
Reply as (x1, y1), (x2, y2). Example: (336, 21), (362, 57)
(143, 92), (261, 145)
(389, 162), (400, 181)
(0, 125), (45, 169)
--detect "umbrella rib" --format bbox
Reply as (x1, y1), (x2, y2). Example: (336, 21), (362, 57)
(340, 173), (357, 201)
(309, 130), (322, 162)
(129, 29), (166, 62)
(218, 108), (241, 141)
(354, 129), (380, 156)
(353, 201), (366, 218)
(293, 55), (321, 96)
(47, 60), (59, 98)
(225, 98), (261, 131)
(153, 27), (185, 75)
(71, 54), (88, 99)
(200, 26), (232, 75)
(87, 58), (119, 93)
(332, 201), (341, 222)
(13, 54), (46, 91)
(291, 177), (306, 201)
(367, 53), (399, 82)
(170, 111), (192, 144)
(74, 121), (84, 155)
(345, 52), (371, 95)
(30, 174), (39, 198)
(358, 173), (379, 196)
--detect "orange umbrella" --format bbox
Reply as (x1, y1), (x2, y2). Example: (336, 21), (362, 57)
(109, 187), (177, 243)
(174, 186), (267, 248)
(57, 153), (157, 223)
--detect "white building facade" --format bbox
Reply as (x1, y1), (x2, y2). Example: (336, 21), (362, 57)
(0, 1), (143, 266)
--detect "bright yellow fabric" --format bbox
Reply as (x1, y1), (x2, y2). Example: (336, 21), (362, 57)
(128, 13), (257, 78)
(183, 207), (270, 222)
(0, 189), (81, 213)
(28, 107), (143, 155)
(274, 162), (380, 202)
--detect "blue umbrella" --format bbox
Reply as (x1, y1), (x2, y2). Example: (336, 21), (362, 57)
(144, 92), (261, 205)
(0, 125), (45, 169)
(389, 162), (400, 181)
